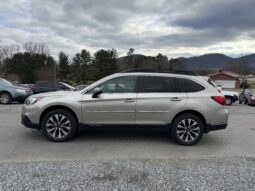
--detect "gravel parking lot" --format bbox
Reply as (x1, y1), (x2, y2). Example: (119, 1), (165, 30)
(0, 103), (255, 190)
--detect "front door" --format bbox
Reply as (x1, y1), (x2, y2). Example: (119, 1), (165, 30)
(82, 75), (138, 125)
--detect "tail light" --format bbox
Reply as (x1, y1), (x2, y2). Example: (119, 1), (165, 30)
(251, 96), (255, 100)
(211, 96), (225, 105)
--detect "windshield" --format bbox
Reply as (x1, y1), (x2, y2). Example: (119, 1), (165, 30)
(0, 78), (13, 86)
(60, 82), (75, 90)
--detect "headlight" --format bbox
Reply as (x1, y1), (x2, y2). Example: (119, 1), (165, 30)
(16, 89), (26, 93)
(25, 97), (44, 105)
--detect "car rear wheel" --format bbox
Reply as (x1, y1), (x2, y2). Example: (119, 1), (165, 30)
(41, 109), (77, 142)
(171, 113), (204, 146)
(0, 92), (12, 104)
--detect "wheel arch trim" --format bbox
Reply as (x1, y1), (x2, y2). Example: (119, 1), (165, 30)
(39, 105), (79, 129)
(170, 110), (208, 133)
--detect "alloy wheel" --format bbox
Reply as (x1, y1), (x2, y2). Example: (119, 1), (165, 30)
(0, 93), (10, 104)
(46, 114), (71, 139)
(176, 118), (200, 143)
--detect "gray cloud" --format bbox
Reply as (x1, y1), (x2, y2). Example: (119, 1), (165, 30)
(0, 0), (255, 58)
(170, 0), (255, 30)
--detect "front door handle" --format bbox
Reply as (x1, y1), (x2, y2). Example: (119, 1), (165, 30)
(124, 98), (135, 103)
(170, 97), (181, 102)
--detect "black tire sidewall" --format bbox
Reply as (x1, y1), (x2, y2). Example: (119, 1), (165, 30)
(0, 92), (12, 104)
(41, 109), (77, 142)
(171, 113), (204, 146)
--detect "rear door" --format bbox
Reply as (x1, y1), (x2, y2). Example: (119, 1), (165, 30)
(136, 75), (188, 125)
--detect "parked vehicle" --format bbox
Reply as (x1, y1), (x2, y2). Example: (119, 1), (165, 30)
(32, 81), (75, 94)
(247, 91), (255, 106)
(0, 78), (33, 104)
(205, 77), (238, 105)
(75, 85), (88, 91)
(239, 89), (254, 104)
(11, 81), (33, 90)
(221, 90), (239, 105)
(22, 69), (228, 145)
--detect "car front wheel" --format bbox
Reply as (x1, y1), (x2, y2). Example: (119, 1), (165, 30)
(41, 109), (77, 142)
(0, 92), (12, 104)
(171, 113), (204, 146)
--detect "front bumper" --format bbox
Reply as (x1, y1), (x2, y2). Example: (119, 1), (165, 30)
(21, 114), (40, 129)
(205, 124), (227, 133)
(14, 92), (33, 101)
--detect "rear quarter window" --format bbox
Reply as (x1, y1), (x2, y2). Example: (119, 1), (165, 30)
(175, 78), (205, 92)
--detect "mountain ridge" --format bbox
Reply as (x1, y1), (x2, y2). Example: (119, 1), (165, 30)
(117, 53), (255, 71)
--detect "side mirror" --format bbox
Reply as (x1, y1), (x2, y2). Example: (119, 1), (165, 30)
(92, 87), (102, 98)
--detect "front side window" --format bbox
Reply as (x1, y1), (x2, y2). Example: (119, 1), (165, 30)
(139, 76), (182, 93)
(90, 76), (137, 93)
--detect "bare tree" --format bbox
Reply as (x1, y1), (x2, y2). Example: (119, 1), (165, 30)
(0, 44), (20, 72)
(23, 42), (50, 55)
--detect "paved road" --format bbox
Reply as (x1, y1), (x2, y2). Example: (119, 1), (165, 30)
(0, 103), (255, 162)
(0, 103), (255, 190)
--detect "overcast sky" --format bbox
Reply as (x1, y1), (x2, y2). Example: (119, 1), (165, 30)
(0, 0), (255, 58)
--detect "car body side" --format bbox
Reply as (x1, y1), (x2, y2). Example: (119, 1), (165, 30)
(22, 73), (228, 133)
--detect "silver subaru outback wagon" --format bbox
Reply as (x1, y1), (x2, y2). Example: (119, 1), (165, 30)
(22, 70), (228, 145)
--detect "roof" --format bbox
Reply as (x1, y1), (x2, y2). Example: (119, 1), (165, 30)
(120, 68), (199, 76)
(208, 71), (241, 79)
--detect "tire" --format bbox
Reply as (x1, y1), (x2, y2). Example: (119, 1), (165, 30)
(171, 113), (204, 146)
(41, 109), (77, 142)
(225, 97), (233, 105)
(0, 92), (12, 104)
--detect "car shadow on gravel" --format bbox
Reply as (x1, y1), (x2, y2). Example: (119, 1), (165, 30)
(76, 127), (171, 142)
(21, 126), (225, 147)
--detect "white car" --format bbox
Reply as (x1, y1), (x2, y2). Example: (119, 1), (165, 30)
(22, 69), (229, 145)
(204, 77), (238, 105)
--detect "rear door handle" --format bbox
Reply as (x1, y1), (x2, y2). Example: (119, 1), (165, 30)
(170, 97), (181, 102)
(124, 98), (135, 103)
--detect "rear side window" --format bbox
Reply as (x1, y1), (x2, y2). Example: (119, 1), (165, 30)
(139, 76), (182, 93)
(175, 78), (205, 92)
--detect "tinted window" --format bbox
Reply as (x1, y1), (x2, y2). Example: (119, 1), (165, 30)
(53, 82), (64, 89)
(90, 76), (137, 93)
(175, 78), (205, 92)
(140, 76), (182, 93)
(36, 81), (52, 87)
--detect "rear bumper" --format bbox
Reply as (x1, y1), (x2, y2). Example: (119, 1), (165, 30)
(21, 114), (40, 129)
(205, 124), (227, 133)
(249, 99), (255, 105)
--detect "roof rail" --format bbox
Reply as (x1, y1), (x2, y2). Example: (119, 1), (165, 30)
(120, 68), (199, 76)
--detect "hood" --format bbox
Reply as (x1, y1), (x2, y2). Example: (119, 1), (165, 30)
(31, 91), (74, 98)
(6, 85), (29, 91)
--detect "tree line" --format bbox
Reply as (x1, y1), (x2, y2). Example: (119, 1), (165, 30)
(1, 42), (253, 84)
(0, 43), (187, 84)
